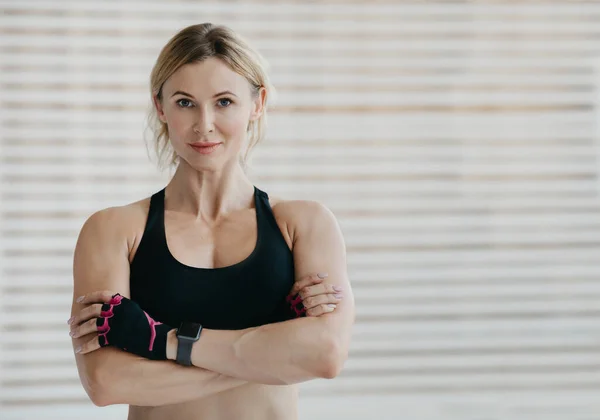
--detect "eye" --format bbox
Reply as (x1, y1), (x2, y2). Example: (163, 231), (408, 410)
(217, 98), (233, 108)
(176, 98), (194, 108)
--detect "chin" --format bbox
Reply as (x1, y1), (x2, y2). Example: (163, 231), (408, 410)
(190, 160), (221, 172)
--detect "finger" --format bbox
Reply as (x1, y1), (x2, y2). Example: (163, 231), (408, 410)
(299, 283), (341, 299)
(75, 290), (116, 305)
(289, 273), (328, 296)
(302, 293), (343, 310)
(75, 334), (101, 355)
(68, 304), (103, 327)
(306, 303), (336, 317)
(70, 318), (98, 339)
(289, 275), (322, 296)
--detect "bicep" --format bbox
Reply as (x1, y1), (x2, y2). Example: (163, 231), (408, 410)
(291, 202), (355, 344)
(71, 208), (132, 389)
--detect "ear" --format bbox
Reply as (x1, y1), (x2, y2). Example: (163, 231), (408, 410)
(249, 86), (267, 122)
(152, 93), (167, 124)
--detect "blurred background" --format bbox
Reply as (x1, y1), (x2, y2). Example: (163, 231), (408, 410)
(2, 0), (600, 419)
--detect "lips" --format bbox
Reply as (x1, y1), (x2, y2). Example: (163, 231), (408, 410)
(189, 142), (221, 155)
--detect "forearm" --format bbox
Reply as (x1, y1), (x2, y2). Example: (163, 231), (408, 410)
(80, 346), (246, 406)
(168, 317), (342, 385)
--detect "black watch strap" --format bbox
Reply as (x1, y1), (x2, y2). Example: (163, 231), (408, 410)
(176, 322), (202, 366)
(176, 338), (194, 366)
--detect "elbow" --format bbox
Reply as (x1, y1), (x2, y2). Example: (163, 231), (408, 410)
(89, 381), (114, 407)
(319, 339), (348, 379)
(82, 364), (115, 407)
(89, 387), (112, 407)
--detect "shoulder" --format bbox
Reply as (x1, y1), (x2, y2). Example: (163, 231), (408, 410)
(269, 196), (340, 242)
(77, 196), (152, 260)
(80, 197), (148, 235)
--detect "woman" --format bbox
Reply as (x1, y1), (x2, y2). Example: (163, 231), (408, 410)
(68, 23), (354, 420)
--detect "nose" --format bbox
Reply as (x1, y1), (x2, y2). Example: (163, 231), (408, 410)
(192, 106), (215, 135)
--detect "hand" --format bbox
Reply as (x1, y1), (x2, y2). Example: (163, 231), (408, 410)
(286, 273), (343, 317)
(68, 291), (173, 360)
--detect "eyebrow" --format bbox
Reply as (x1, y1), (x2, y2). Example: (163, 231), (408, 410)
(170, 90), (238, 99)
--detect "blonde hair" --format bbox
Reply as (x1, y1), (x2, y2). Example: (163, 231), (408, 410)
(144, 23), (275, 172)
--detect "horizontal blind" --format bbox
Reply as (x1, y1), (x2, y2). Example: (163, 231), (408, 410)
(2, 1), (600, 419)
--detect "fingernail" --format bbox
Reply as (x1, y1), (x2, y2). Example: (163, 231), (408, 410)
(327, 304), (336, 309)
(67, 317), (74, 325)
(333, 286), (342, 292)
(334, 293), (343, 299)
(75, 346), (82, 353)
(69, 330), (75, 337)
(317, 273), (328, 279)
(76, 296), (84, 303)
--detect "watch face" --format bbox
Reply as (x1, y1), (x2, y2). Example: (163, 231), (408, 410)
(177, 322), (202, 340)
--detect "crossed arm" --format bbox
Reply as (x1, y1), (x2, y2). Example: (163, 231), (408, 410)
(71, 201), (354, 406)
(169, 202), (354, 384)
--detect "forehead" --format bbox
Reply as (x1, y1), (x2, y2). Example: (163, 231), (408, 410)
(162, 57), (250, 97)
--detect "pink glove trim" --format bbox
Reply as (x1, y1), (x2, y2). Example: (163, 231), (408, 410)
(98, 294), (124, 345)
(144, 311), (163, 351)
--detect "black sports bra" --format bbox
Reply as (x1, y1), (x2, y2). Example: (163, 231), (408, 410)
(129, 186), (296, 330)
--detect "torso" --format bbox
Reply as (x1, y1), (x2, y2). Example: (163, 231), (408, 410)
(126, 188), (294, 269)
(119, 186), (300, 420)
(128, 384), (298, 420)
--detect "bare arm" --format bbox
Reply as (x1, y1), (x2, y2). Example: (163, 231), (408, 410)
(171, 201), (355, 385)
(71, 207), (246, 407)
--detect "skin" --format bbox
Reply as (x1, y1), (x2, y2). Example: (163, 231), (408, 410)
(69, 57), (355, 420)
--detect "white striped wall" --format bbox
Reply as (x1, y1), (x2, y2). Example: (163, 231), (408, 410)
(2, 1), (600, 419)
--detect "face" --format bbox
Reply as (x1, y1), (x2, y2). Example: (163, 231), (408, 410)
(153, 57), (266, 171)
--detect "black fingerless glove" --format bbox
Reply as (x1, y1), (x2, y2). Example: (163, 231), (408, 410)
(96, 293), (173, 360)
(286, 293), (306, 318)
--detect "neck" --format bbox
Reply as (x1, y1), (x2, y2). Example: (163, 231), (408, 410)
(165, 160), (255, 223)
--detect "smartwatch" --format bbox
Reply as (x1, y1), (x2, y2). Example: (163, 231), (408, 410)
(175, 322), (203, 366)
